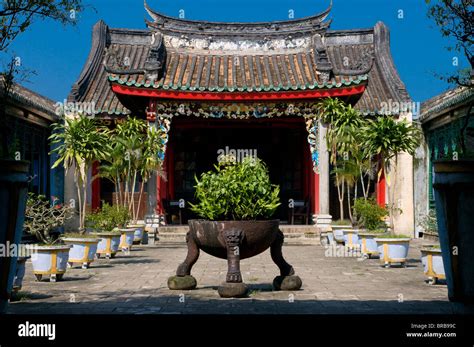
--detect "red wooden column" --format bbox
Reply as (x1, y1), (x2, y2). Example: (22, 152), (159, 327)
(91, 161), (101, 211)
(156, 170), (167, 215)
(376, 170), (386, 207)
(167, 143), (175, 200)
(304, 141), (319, 215)
(311, 170), (320, 215)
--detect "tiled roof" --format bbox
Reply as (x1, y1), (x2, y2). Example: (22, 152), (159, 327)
(421, 87), (474, 122)
(69, 9), (410, 117)
(1, 76), (58, 119)
(108, 50), (368, 92)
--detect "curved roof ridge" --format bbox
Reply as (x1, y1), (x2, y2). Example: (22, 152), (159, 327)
(144, 0), (332, 27)
(68, 20), (108, 102)
(373, 21), (411, 104)
(144, 0), (332, 37)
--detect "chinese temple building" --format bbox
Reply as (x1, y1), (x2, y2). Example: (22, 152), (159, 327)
(68, 2), (415, 233)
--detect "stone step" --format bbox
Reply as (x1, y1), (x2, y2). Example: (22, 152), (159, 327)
(153, 231), (319, 244)
(158, 224), (318, 234)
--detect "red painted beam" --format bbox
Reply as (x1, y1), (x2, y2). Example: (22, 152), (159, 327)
(111, 84), (366, 101)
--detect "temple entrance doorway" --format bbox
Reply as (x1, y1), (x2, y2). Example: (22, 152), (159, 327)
(168, 117), (311, 222)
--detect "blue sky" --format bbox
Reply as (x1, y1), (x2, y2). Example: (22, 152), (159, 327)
(2, 0), (468, 103)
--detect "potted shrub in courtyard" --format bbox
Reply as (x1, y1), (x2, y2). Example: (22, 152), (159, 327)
(420, 244), (445, 285)
(354, 198), (389, 258)
(49, 115), (110, 268)
(374, 234), (411, 268)
(99, 117), (164, 245)
(23, 194), (73, 282)
(168, 156), (302, 298)
(88, 203), (129, 259)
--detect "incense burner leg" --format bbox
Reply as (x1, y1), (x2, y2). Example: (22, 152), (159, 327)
(218, 228), (247, 298)
(167, 232), (199, 290)
(271, 229), (302, 291)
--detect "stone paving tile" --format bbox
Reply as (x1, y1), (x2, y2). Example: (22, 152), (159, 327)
(6, 239), (474, 314)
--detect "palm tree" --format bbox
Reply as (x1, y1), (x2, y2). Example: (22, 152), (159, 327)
(135, 125), (166, 223)
(317, 98), (365, 221)
(115, 117), (147, 221)
(50, 116), (111, 232)
(360, 116), (421, 231)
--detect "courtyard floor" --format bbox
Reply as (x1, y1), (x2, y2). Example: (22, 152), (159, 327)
(7, 239), (474, 314)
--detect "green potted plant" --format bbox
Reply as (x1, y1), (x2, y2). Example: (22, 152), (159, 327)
(353, 198), (389, 258)
(49, 115), (111, 266)
(168, 157), (302, 298)
(23, 194), (73, 282)
(88, 203), (129, 259)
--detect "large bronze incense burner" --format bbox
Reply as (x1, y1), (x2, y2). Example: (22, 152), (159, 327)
(168, 219), (302, 297)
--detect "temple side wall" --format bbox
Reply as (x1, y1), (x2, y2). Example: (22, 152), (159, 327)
(413, 133), (429, 237)
(392, 112), (415, 236)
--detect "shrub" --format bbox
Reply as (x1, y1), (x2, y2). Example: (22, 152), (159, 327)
(353, 198), (388, 231)
(190, 157), (280, 220)
(86, 203), (130, 232)
(23, 194), (73, 245)
(418, 209), (438, 234)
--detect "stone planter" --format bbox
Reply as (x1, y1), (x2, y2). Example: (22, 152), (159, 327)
(118, 228), (135, 253)
(320, 230), (335, 246)
(168, 219), (302, 298)
(333, 229), (345, 244)
(422, 231), (439, 243)
(433, 160), (474, 302)
(92, 232), (121, 259)
(27, 245), (72, 282)
(343, 229), (360, 250)
(128, 224), (145, 244)
(420, 246), (445, 285)
(0, 160), (29, 313)
(374, 238), (411, 267)
(358, 232), (386, 259)
(62, 237), (100, 269)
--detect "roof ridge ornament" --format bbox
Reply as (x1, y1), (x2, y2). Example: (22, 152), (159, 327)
(144, 0), (332, 37)
(104, 31), (166, 82)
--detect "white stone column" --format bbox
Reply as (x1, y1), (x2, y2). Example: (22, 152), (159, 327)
(316, 121), (332, 227)
(393, 112), (415, 236)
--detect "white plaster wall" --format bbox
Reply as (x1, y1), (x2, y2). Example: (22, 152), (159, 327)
(392, 112), (415, 236)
